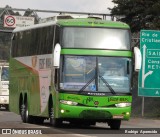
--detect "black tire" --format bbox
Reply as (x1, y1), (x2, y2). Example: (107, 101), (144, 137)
(87, 122), (96, 126)
(5, 105), (9, 111)
(109, 120), (121, 130)
(20, 101), (33, 123)
(81, 121), (96, 126)
(49, 106), (62, 127)
(34, 117), (44, 124)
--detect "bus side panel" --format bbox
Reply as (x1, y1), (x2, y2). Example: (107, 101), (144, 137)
(9, 58), (21, 114)
(10, 54), (52, 117)
(29, 75), (41, 115)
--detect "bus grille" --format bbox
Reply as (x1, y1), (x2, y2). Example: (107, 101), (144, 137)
(79, 110), (112, 119)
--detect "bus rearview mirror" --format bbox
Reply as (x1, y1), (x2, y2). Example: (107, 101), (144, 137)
(134, 47), (141, 72)
(53, 43), (61, 68)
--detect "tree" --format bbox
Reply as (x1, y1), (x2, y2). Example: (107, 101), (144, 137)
(24, 8), (40, 24)
(109, 0), (160, 32)
(0, 5), (21, 61)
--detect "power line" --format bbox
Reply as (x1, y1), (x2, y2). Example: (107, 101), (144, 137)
(0, 7), (111, 19)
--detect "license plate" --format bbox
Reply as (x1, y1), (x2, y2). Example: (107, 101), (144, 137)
(113, 115), (124, 119)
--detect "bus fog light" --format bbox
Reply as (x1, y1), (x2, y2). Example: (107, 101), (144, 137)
(126, 112), (130, 115)
(61, 109), (65, 113)
(115, 103), (131, 108)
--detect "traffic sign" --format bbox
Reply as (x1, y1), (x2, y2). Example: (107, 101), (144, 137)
(4, 15), (35, 28)
(138, 30), (160, 97)
(4, 15), (15, 27)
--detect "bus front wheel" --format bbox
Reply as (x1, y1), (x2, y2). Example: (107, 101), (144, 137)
(49, 107), (62, 127)
(109, 120), (121, 130)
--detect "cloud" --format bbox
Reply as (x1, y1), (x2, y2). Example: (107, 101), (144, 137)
(43, 0), (114, 13)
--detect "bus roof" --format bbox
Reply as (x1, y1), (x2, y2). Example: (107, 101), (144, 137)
(57, 18), (130, 29)
(13, 18), (130, 33)
(13, 21), (57, 33)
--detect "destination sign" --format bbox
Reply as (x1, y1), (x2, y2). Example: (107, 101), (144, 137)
(138, 30), (160, 97)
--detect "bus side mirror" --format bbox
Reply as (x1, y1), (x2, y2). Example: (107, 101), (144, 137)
(53, 43), (61, 68)
(134, 47), (141, 72)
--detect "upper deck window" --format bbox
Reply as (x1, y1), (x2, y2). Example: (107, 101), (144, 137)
(1, 67), (9, 81)
(62, 27), (131, 50)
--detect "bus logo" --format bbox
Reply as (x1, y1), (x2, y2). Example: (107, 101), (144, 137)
(94, 101), (99, 106)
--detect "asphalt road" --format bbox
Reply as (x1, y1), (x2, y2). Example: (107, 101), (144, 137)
(0, 108), (160, 137)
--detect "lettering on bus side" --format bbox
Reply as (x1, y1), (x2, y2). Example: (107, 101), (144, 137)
(39, 58), (52, 69)
(83, 97), (99, 106)
(108, 97), (129, 102)
(88, 21), (104, 25)
(46, 58), (52, 68)
(39, 59), (45, 69)
(83, 97), (94, 104)
(67, 96), (81, 101)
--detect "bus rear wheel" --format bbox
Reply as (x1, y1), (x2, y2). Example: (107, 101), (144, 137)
(109, 120), (121, 130)
(34, 117), (44, 124)
(20, 102), (33, 123)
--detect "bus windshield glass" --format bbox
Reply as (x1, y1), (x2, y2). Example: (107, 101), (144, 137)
(60, 56), (132, 93)
(1, 67), (9, 81)
(62, 27), (130, 50)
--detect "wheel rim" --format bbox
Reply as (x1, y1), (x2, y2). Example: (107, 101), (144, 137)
(21, 103), (29, 123)
(25, 107), (29, 122)
(50, 107), (54, 119)
(21, 104), (25, 121)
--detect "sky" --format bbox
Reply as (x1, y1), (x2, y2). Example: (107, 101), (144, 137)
(0, 0), (114, 18)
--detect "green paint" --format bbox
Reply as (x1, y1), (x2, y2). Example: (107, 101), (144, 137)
(9, 17), (132, 124)
(60, 93), (132, 107)
(59, 93), (131, 120)
(57, 19), (130, 29)
(61, 49), (132, 57)
(9, 59), (41, 115)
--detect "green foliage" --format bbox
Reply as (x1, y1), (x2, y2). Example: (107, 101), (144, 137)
(0, 5), (40, 61)
(109, 0), (160, 32)
(0, 32), (11, 61)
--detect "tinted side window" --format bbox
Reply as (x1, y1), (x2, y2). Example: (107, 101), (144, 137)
(38, 26), (54, 54)
(11, 25), (55, 57)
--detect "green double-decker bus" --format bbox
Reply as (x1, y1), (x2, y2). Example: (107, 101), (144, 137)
(9, 15), (141, 129)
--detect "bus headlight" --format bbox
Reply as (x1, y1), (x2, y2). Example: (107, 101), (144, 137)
(60, 100), (78, 106)
(115, 103), (131, 108)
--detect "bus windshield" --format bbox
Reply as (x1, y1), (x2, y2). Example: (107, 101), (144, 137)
(62, 27), (130, 50)
(60, 56), (132, 93)
(1, 67), (9, 81)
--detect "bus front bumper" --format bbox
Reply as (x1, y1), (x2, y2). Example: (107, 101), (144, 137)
(58, 104), (131, 121)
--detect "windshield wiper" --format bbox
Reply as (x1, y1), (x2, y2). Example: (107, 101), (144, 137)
(99, 75), (116, 95)
(79, 76), (95, 93)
